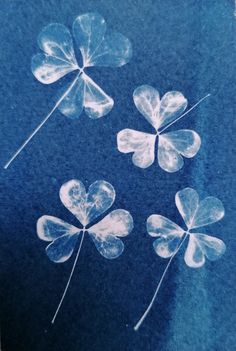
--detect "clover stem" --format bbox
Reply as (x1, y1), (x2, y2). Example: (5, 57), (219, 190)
(3, 73), (80, 169)
(158, 93), (210, 135)
(51, 229), (85, 324)
(134, 233), (188, 332)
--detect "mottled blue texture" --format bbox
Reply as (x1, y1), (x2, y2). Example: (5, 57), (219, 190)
(0, 1), (235, 350)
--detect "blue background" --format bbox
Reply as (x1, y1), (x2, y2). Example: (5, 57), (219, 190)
(0, 1), (236, 350)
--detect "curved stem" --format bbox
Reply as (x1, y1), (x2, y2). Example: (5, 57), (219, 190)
(4, 74), (80, 170)
(134, 234), (188, 331)
(159, 93), (210, 135)
(51, 230), (85, 324)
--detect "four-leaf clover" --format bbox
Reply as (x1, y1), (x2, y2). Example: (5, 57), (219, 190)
(134, 187), (226, 331)
(117, 85), (209, 172)
(4, 12), (132, 169)
(37, 179), (133, 323)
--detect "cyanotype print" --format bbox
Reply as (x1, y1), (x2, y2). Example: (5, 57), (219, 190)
(117, 86), (208, 172)
(1, 1), (235, 351)
(134, 187), (226, 331)
(4, 12), (132, 169)
(37, 179), (133, 323)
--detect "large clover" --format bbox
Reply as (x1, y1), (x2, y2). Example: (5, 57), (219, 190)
(134, 187), (226, 331)
(37, 179), (133, 323)
(117, 85), (210, 173)
(4, 12), (132, 168)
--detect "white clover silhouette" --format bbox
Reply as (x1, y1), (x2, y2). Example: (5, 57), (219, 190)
(134, 187), (226, 331)
(117, 85), (210, 173)
(4, 12), (132, 169)
(37, 179), (133, 324)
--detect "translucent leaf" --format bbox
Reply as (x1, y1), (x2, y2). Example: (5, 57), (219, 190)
(133, 85), (160, 130)
(147, 215), (184, 258)
(73, 12), (107, 67)
(37, 215), (80, 241)
(147, 215), (184, 238)
(60, 179), (115, 226)
(158, 134), (183, 173)
(73, 12), (132, 67)
(184, 234), (205, 268)
(175, 188), (199, 230)
(88, 32), (132, 67)
(88, 209), (133, 238)
(90, 234), (124, 259)
(57, 74), (84, 119)
(176, 189), (225, 230)
(191, 197), (225, 229)
(184, 233), (226, 268)
(117, 129), (156, 169)
(161, 130), (201, 157)
(88, 209), (133, 259)
(158, 91), (187, 130)
(32, 23), (78, 84)
(176, 188), (224, 228)
(83, 73), (114, 118)
(195, 233), (226, 261)
(46, 233), (79, 263)
(86, 181), (116, 225)
(32, 54), (77, 84)
(157, 130), (200, 173)
(38, 23), (77, 64)
(57, 73), (114, 119)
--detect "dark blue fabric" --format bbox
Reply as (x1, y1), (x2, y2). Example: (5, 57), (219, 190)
(0, 1), (235, 350)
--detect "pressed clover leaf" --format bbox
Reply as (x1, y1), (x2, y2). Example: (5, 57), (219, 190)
(134, 187), (225, 331)
(117, 85), (210, 173)
(4, 13), (132, 168)
(37, 179), (133, 323)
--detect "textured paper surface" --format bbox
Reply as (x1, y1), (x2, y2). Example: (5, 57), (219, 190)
(0, 1), (235, 350)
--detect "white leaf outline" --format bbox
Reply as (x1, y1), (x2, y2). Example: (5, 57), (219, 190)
(134, 187), (226, 331)
(37, 179), (133, 324)
(4, 12), (132, 169)
(117, 85), (210, 172)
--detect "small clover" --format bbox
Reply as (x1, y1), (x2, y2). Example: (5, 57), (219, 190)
(5, 13), (132, 168)
(37, 179), (133, 323)
(117, 85), (210, 173)
(134, 187), (226, 331)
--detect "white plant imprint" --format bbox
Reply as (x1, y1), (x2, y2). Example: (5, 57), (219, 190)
(134, 187), (226, 331)
(117, 85), (210, 173)
(37, 179), (133, 324)
(4, 12), (132, 169)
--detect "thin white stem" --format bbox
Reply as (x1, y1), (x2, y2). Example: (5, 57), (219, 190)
(51, 230), (85, 324)
(134, 234), (188, 331)
(4, 74), (80, 169)
(158, 93), (210, 135)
